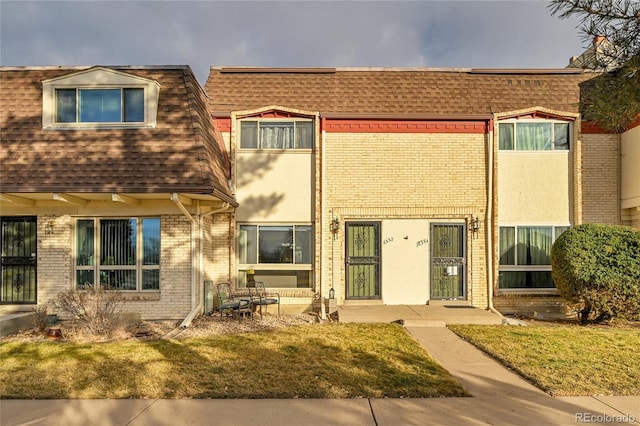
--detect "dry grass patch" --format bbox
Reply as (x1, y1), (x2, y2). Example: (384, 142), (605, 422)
(449, 323), (640, 396)
(1, 323), (467, 399)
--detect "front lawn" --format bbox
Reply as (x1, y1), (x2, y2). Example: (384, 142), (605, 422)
(0, 323), (467, 399)
(449, 324), (640, 396)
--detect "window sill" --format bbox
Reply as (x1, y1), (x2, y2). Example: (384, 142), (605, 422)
(238, 148), (314, 153)
(120, 292), (161, 301)
(44, 123), (155, 131)
(496, 289), (559, 296)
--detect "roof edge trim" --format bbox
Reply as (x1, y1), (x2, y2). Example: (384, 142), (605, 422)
(321, 113), (492, 120)
(219, 67), (336, 74)
(469, 68), (586, 75)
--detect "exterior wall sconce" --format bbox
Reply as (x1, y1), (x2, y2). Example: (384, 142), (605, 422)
(330, 218), (340, 239)
(329, 287), (335, 299)
(45, 220), (55, 235)
(471, 217), (480, 238)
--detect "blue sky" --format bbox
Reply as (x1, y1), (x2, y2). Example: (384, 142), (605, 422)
(1, 1), (586, 84)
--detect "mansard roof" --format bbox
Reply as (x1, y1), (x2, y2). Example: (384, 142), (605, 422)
(206, 67), (596, 118)
(1, 66), (235, 205)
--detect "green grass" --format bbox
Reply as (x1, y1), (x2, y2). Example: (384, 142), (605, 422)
(0, 323), (467, 399)
(449, 324), (640, 396)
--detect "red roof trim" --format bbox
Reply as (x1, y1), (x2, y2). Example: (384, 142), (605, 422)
(581, 115), (640, 134)
(324, 119), (488, 134)
(214, 118), (231, 132)
(581, 121), (609, 134)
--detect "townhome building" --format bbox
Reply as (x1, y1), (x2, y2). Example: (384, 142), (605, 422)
(0, 66), (236, 323)
(205, 66), (639, 316)
(1, 64), (638, 322)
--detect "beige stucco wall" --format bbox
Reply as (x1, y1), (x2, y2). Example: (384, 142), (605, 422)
(236, 152), (314, 222)
(323, 132), (488, 307)
(381, 219), (431, 305)
(497, 152), (572, 224)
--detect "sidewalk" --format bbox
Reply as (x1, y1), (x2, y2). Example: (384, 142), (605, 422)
(1, 315), (638, 425)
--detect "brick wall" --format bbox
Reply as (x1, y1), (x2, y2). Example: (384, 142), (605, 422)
(322, 131), (489, 306)
(37, 215), (73, 307)
(203, 212), (233, 285)
(0, 214), (195, 320)
(581, 134), (621, 224)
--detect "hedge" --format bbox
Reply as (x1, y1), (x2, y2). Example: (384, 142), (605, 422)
(551, 224), (640, 323)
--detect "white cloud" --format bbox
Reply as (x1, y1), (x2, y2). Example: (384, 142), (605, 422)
(0, 0), (585, 84)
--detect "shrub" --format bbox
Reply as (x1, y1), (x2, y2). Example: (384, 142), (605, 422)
(51, 284), (125, 337)
(551, 224), (640, 323)
(32, 305), (50, 331)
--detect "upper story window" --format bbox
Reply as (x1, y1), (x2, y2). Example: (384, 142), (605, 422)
(499, 121), (571, 151)
(43, 67), (160, 130)
(240, 119), (314, 150)
(56, 88), (145, 123)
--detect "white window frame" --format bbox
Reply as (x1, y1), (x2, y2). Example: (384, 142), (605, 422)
(498, 224), (570, 291)
(74, 217), (161, 291)
(239, 118), (314, 150)
(498, 119), (572, 151)
(54, 87), (145, 124)
(42, 67), (160, 130)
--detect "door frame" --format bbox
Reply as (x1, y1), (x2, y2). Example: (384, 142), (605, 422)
(429, 222), (467, 300)
(344, 221), (381, 300)
(1, 216), (38, 304)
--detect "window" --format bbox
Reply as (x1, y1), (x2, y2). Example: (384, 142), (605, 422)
(75, 218), (160, 291)
(499, 121), (570, 151)
(238, 224), (313, 288)
(240, 120), (314, 149)
(42, 67), (160, 129)
(498, 226), (569, 289)
(56, 88), (144, 123)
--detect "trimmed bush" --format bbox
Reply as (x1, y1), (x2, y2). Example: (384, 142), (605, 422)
(551, 224), (640, 323)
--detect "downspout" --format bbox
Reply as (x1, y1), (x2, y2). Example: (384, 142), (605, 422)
(486, 119), (501, 318)
(180, 202), (231, 329)
(170, 194), (199, 330)
(320, 116), (327, 320)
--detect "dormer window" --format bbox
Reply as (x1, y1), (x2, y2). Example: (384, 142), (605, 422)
(43, 67), (160, 129)
(56, 88), (145, 123)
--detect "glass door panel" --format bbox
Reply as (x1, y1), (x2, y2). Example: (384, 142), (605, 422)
(430, 223), (466, 300)
(345, 222), (380, 299)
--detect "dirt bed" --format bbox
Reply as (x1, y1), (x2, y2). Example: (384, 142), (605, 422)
(2, 313), (323, 343)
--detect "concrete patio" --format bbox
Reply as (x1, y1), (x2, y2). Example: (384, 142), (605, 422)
(337, 303), (505, 326)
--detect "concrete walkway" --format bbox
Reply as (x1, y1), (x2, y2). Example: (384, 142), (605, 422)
(1, 307), (638, 426)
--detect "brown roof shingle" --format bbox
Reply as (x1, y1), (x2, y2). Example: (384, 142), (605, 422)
(205, 67), (596, 117)
(1, 66), (235, 203)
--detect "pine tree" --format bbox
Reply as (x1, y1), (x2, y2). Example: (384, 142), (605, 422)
(549, 0), (640, 132)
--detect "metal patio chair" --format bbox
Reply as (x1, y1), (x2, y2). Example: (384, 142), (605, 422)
(250, 281), (280, 318)
(216, 282), (253, 320)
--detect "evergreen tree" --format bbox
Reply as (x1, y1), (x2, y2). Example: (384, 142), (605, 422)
(549, 0), (640, 132)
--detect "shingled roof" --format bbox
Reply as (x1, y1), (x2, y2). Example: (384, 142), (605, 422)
(205, 67), (596, 117)
(1, 66), (235, 204)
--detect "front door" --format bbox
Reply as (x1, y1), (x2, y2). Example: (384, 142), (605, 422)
(345, 222), (380, 299)
(1, 217), (37, 304)
(430, 223), (466, 300)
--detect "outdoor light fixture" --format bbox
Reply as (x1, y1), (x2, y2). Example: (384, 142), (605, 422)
(330, 218), (340, 238)
(471, 217), (480, 238)
(45, 220), (55, 235)
(329, 287), (335, 299)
